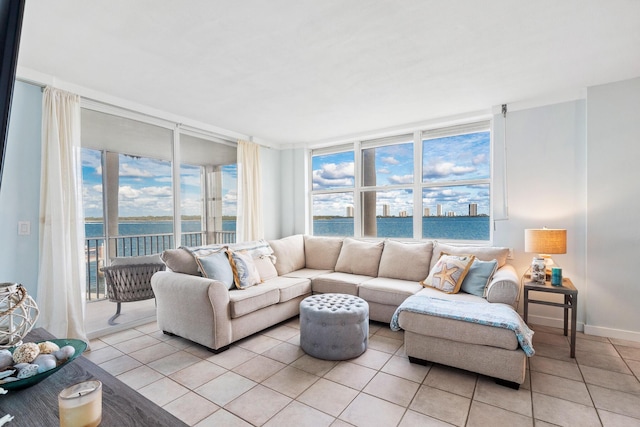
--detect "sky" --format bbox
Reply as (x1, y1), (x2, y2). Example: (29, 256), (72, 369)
(81, 149), (237, 218)
(312, 131), (490, 217)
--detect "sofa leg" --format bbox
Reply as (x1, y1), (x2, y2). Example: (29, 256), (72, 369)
(210, 345), (229, 354)
(495, 378), (520, 390)
(162, 330), (175, 336)
(408, 356), (430, 366)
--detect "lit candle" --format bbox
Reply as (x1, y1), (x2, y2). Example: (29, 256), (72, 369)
(58, 380), (102, 427)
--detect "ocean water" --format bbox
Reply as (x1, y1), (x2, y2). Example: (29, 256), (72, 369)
(313, 216), (489, 241)
(85, 220), (235, 238)
(85, 216), (489, 245)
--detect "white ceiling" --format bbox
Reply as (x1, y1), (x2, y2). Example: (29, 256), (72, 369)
(17, 0), (640, 146)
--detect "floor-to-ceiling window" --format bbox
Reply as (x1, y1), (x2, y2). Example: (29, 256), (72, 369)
(80, 107), (237, 300)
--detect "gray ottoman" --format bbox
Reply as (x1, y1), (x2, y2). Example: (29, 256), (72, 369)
(299, 293), (369, 360)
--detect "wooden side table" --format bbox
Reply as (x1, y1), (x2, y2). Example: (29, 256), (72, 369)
(523, 277), (578, 358)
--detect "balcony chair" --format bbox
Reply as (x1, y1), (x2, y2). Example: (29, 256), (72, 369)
(100, 254), (166, 325)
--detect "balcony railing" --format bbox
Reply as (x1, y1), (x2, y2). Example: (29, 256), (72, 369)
(85, 230), (236, 301)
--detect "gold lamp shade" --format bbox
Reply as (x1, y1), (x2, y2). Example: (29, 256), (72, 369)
(524, 228), (567, 255)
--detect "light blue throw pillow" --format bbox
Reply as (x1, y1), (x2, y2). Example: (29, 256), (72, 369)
(194, 249), (235, 289)
(460, 259), (498, 297)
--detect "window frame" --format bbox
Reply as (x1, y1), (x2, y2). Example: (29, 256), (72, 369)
(309, 120), (492, 242)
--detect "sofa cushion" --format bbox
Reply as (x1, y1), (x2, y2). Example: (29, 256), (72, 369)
(229, 284), (280, 318)
(254, 256), (278, 281)
(311, 272), (372, 295)
(268, 234), (305, 276)
(422, 254), (475, 294)
(264, 276), (312, 302)
(461, 259), (498, 297)
(228, 250), (262, 289)
(358, 278), (423, 306)
(431, 242), (510, 270)
(304, 235), (343, 270)
(377, 240), (433, 281)
(283, 268), (333, 279)
(193, 249), (235, 289)
(161, 248), (200, 276)
(398, 308), (519, 350)
(334, 238), (384, 276)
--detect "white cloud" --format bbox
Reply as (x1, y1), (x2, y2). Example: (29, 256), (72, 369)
(312, 162), (354, 189)
(181, 175), (201, 187)
(180, 197), (202, 215)
(120, 163), (153, 178)
(423, 161), (476, 179)
(118, 185), (143, 199)
(381, 156), (400, 165)
(472, 153), (487, 165)
(377, 168), (390, 174)
(388, 174), (413, 184)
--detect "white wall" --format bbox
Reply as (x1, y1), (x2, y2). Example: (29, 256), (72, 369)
(0, 81), (43, 298)
(493, 100), (587, 328)
(585, 77), (640, 340)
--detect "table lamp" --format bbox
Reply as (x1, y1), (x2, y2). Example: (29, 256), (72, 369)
(524, 228), (567, 279)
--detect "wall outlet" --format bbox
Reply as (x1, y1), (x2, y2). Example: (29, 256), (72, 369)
(507, 248), (514, 259)
(18, 221), (31, 236)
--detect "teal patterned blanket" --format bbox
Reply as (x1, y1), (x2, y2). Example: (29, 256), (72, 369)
(390, 295), (535, 356)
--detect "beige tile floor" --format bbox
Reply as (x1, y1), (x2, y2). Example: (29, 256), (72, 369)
(82, 312), (640, 427)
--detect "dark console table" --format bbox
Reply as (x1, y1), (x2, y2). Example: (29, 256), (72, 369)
(0, 328), (188, 427)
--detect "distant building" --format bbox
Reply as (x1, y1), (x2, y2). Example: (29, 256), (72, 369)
(383, 204), (390, 217)
(399, 210), (408, 217)
(437, 204), (443, 216)
(424, 207), (430, 217)
(447, 211), (456, 217)
(469, 203), (478, 216)
(346, 206), (354, 217)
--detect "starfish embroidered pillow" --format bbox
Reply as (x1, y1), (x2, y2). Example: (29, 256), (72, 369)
(421, 254), (476, 294)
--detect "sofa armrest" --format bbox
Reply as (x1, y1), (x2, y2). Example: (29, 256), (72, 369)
(151, 271), (232, 350)
(485, 264), (519, 306)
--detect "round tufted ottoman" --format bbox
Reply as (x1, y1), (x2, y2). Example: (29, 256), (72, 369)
(299, 293), (369, 360)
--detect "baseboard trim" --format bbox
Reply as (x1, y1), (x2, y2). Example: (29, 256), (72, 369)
(522, 313), (584, 332)
(583, 324), (640, 342)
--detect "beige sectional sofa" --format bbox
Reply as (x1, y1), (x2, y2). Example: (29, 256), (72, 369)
(151, 234), (527, 386)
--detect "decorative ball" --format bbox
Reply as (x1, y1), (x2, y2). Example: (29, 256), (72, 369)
(12, 342), (40, 364)
(38, 341), (60, 354)
(16, 363), (39, 379)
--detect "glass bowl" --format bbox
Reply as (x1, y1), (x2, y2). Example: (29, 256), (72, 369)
(1, 339), (87, 390)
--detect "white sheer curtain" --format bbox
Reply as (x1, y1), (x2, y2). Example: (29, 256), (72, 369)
(236, 140), (264, 242)
(36, 87), (88, 343)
